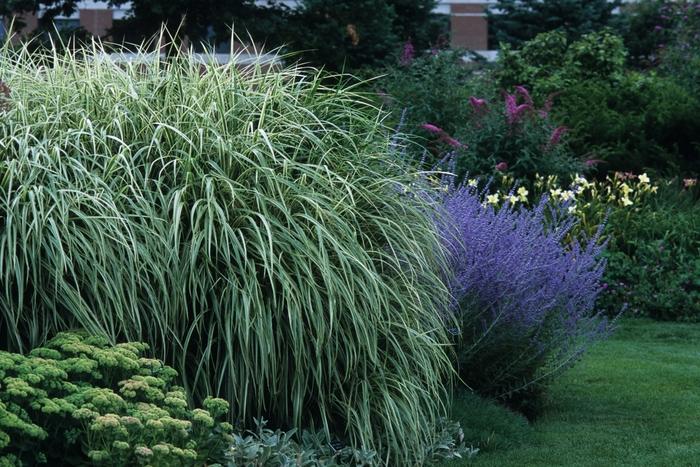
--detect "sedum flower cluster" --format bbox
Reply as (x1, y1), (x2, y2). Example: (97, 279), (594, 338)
(0, 333), (232, 466)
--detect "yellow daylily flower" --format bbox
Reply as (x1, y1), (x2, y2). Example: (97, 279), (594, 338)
(517, 186), (529, 201)
(560, 190), (575, 201)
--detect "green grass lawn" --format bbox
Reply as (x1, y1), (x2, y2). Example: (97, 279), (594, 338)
(447, 319), (700, 466)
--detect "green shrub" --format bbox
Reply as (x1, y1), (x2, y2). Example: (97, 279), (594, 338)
(599, 181), (700, 321)
(448, 391), (530, 453)
(555, 73), (700, 174)
(497, 29), (627, 96)
(488, 0), (621, 47)
(377, 50), (485, 138)
(0, 332), (232, 466)
(0, 43), (453, 464)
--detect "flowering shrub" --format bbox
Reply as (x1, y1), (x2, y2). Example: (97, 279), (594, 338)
(0, 332), (232, 466)
(485, 173), (700, 321)
(444, 86), (584, 181)
(379, 51), (582, 180)
(438, 180), (609, 415)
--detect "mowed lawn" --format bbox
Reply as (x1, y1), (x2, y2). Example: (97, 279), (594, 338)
(447, 319), (700, 466)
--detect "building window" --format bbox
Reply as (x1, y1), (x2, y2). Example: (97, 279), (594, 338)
(53, 18), (81, 32)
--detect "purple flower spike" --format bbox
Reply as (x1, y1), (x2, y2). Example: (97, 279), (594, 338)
(515, 85), (534, 106)
(442, 135), (466, 148)
(547, 126), (568, 149)
(400, 40), (415, 66)
(469, 96), (488, 111)
(420, 123), (445, 135)
(435, 179), (610, 397)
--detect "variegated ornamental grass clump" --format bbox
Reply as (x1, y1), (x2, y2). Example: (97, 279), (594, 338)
(0, 42), (452, 463)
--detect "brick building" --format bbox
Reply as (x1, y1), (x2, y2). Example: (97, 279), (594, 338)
(437, 0), (495, 50)
(2, 1), (497, 51)
(0, 1), (130, 41)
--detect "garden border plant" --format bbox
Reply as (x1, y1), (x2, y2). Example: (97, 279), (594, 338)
(0, 39), (454, 464)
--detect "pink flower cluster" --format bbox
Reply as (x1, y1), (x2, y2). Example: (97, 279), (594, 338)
(419, 123), (466, 148)
(400, 40), (415, 66)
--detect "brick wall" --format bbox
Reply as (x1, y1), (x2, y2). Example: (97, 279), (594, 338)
(449, 3), (490, 50)
(79, 9), (113, 37)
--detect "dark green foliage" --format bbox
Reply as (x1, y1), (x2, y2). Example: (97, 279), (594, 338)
(617, 0), (667, 68)
(497, 29), (627, 95)
(555, 73), (700, 174)
(378, 50), (482, 138)
(600, 182), (700, 321)
(488, 0), (621, 47)
(0, 332), (233, 466)
(496, 30), (700, 175)
(448, 391), (530, 453)
(388, 0), (444, 51)
(658, 1), (700, 95)
(106, 0), (266, 46)
(0, 0), (78, 30)
(278, 0), (442, 70)
(282, 0), (398, 70)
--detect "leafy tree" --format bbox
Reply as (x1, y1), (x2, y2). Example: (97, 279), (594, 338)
(278, 0), (440, 70)
(389, 0), (441, 50)
(283, 0), (399, 70)
(488, 0), (622, 47)
(107, 0), (266, 46)
(0, 0), (79, 31)
(616, 0), (667, 68)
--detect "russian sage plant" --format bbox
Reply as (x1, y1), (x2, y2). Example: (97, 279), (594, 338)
(438, 180), (610, 412)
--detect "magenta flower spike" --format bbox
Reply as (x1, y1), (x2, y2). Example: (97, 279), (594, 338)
(420, 123), (445, 135)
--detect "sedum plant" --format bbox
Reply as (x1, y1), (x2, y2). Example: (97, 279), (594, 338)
(0, 332), (232, 466)
(0, 41), (452, 464)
